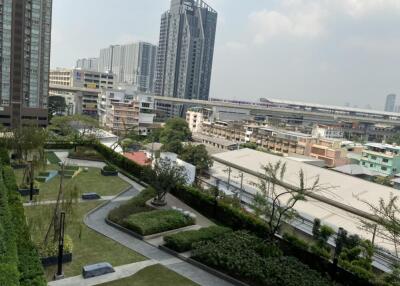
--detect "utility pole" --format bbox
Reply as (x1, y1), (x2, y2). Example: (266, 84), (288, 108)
(54, 212), (66, 280)
(239, 172), (244, 203)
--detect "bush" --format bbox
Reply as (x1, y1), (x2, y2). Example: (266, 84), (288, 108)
(108, 187), (156, 224)
(123, 209), (195, 236)
(164, 225), (232, 252)
(36, 235), (73, 257)
(0, 148), (10, 165)
(103, 165), (117, 172)
(283, 233), (310, 251)
(69, 146), (103, 161)
(192, 231), (332, 286)
(92, 142), (153, 182)
(2, 165), (46, 285)
(45, 151), (61, 164)
(170, 185), (269, 238)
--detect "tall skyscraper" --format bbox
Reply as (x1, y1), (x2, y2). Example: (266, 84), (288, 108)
(385, 94), (397, 112)
(0, 0), (52, 128)
(98, 42), (157, 93)
(155, 0), (218, 100)
(76, 58), (99, 72)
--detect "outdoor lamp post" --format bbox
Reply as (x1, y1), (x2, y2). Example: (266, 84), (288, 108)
(55, 212), (66, 280)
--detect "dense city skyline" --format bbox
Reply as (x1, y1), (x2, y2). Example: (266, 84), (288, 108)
(51, 0), (400, 109)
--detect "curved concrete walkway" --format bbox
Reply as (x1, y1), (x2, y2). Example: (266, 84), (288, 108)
(54, 154), (233, 286)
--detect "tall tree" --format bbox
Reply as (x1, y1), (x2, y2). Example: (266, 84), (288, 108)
(251, 161), (328, 240)
(180, 144), (213, 175)
(48, 96), (67, 120)
(151, 158), (187, 206)
(360, 194), (400, 258)
(50, 115), (99, 143)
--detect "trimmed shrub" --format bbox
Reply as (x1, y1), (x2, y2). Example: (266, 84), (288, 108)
(92, 142), (153, 182)
(2, 166), (46, 286)
(69, 146), (103, 161)
(192, 231), (332, 286)
(108, 187), (156, 225)
(0, 148), (10, 165)
(170, 185), (268, 238)
(103, 165), (117, 172)
(45, 151), (61, 164)
(164, 225), (232, 252)
(283, 233), (310, 251)
(36, 235), (73, 257)
(123, 209), (195, 236)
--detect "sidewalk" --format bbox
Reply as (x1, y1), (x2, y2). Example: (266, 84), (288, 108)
(50, 155), (233, 286)
(48, 260), (157, 286)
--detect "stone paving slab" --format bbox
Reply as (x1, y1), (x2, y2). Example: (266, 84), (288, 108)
(47, 260), (157, 286)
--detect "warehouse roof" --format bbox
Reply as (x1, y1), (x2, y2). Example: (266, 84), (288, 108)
(211, 148), (399, 254)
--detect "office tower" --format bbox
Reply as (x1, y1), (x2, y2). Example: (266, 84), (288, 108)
(385, 94), (396, 112)
(0, 0), (52, 128)
(155, 0), (218, 100)
(98, 42), (157, 93)
(76, 58), (99, 72)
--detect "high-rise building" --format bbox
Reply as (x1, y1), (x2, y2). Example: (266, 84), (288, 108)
(0, 0), (52, 128)
(98, 42), (157, 93)
(384, 94), (396, 112)
(49, 68), (115, 116)
(76, 58), (99, 72)
(155, 0), (217, 100)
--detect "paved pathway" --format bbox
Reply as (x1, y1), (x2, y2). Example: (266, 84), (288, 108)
(23, 196), (132, 207)
(84, 188), (233, 286)
(48, 260), (158, 286)
(51, 154), (233, 286)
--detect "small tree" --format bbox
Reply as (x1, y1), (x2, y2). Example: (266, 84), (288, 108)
(48, 96), (67, 120)
(251, 161), (328, 240)
(50, 115), (98, 144)
(160, 117), (191, 144)
(179, 144), (213, 175)
(360, 194), (400, 258)
(151, 158), (187, 206)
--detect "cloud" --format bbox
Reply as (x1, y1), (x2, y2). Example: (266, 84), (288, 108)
(248, 0), (400, 44)
(339, 0), (400, 18)
(249, 2), (326, 44)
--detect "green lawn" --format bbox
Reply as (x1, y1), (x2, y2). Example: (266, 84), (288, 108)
(25, 201), (146, 280)
(99, 264), (199, 286)
(46, 151), (61, 164)
(15, 166), (130, 202)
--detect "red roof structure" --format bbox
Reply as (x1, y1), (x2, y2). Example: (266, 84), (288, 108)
(123, 152), (152, 166)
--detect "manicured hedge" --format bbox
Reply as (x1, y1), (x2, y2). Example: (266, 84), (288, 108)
(2, 166), (46, 286)
(164, 225), (232, 253)
(123, 210), (195, 236)
(108, 187), (156, 225)
(192, 231), (333, 286)
(171, 185), (269, 238)
(92, 142), (153, 182)
(45, 151), (61, 164)
(103, 165), (117, 172)
(0, 165), (20, 286)
(0, 148), (10, 165)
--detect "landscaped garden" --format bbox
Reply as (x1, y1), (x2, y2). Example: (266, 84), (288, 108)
(25, 201), (146, 280)
(98, 264), (199, 286)
(14, 164), (130, 202)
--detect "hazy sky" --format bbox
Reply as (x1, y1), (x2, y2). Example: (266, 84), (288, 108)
(51, 0), (400, 110)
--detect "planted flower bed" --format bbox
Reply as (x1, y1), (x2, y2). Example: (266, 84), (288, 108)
(191, 231), (333, 286)
(122, 209), (195, 236)
(101, 165), (118, 176)
(108, 187), (156, 225)
(164, 226), (232, 253)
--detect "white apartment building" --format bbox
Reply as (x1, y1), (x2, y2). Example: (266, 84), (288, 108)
(99, 88), (156, 135)
(312, 124), (345, 139)
(49, 69), (115, 116)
